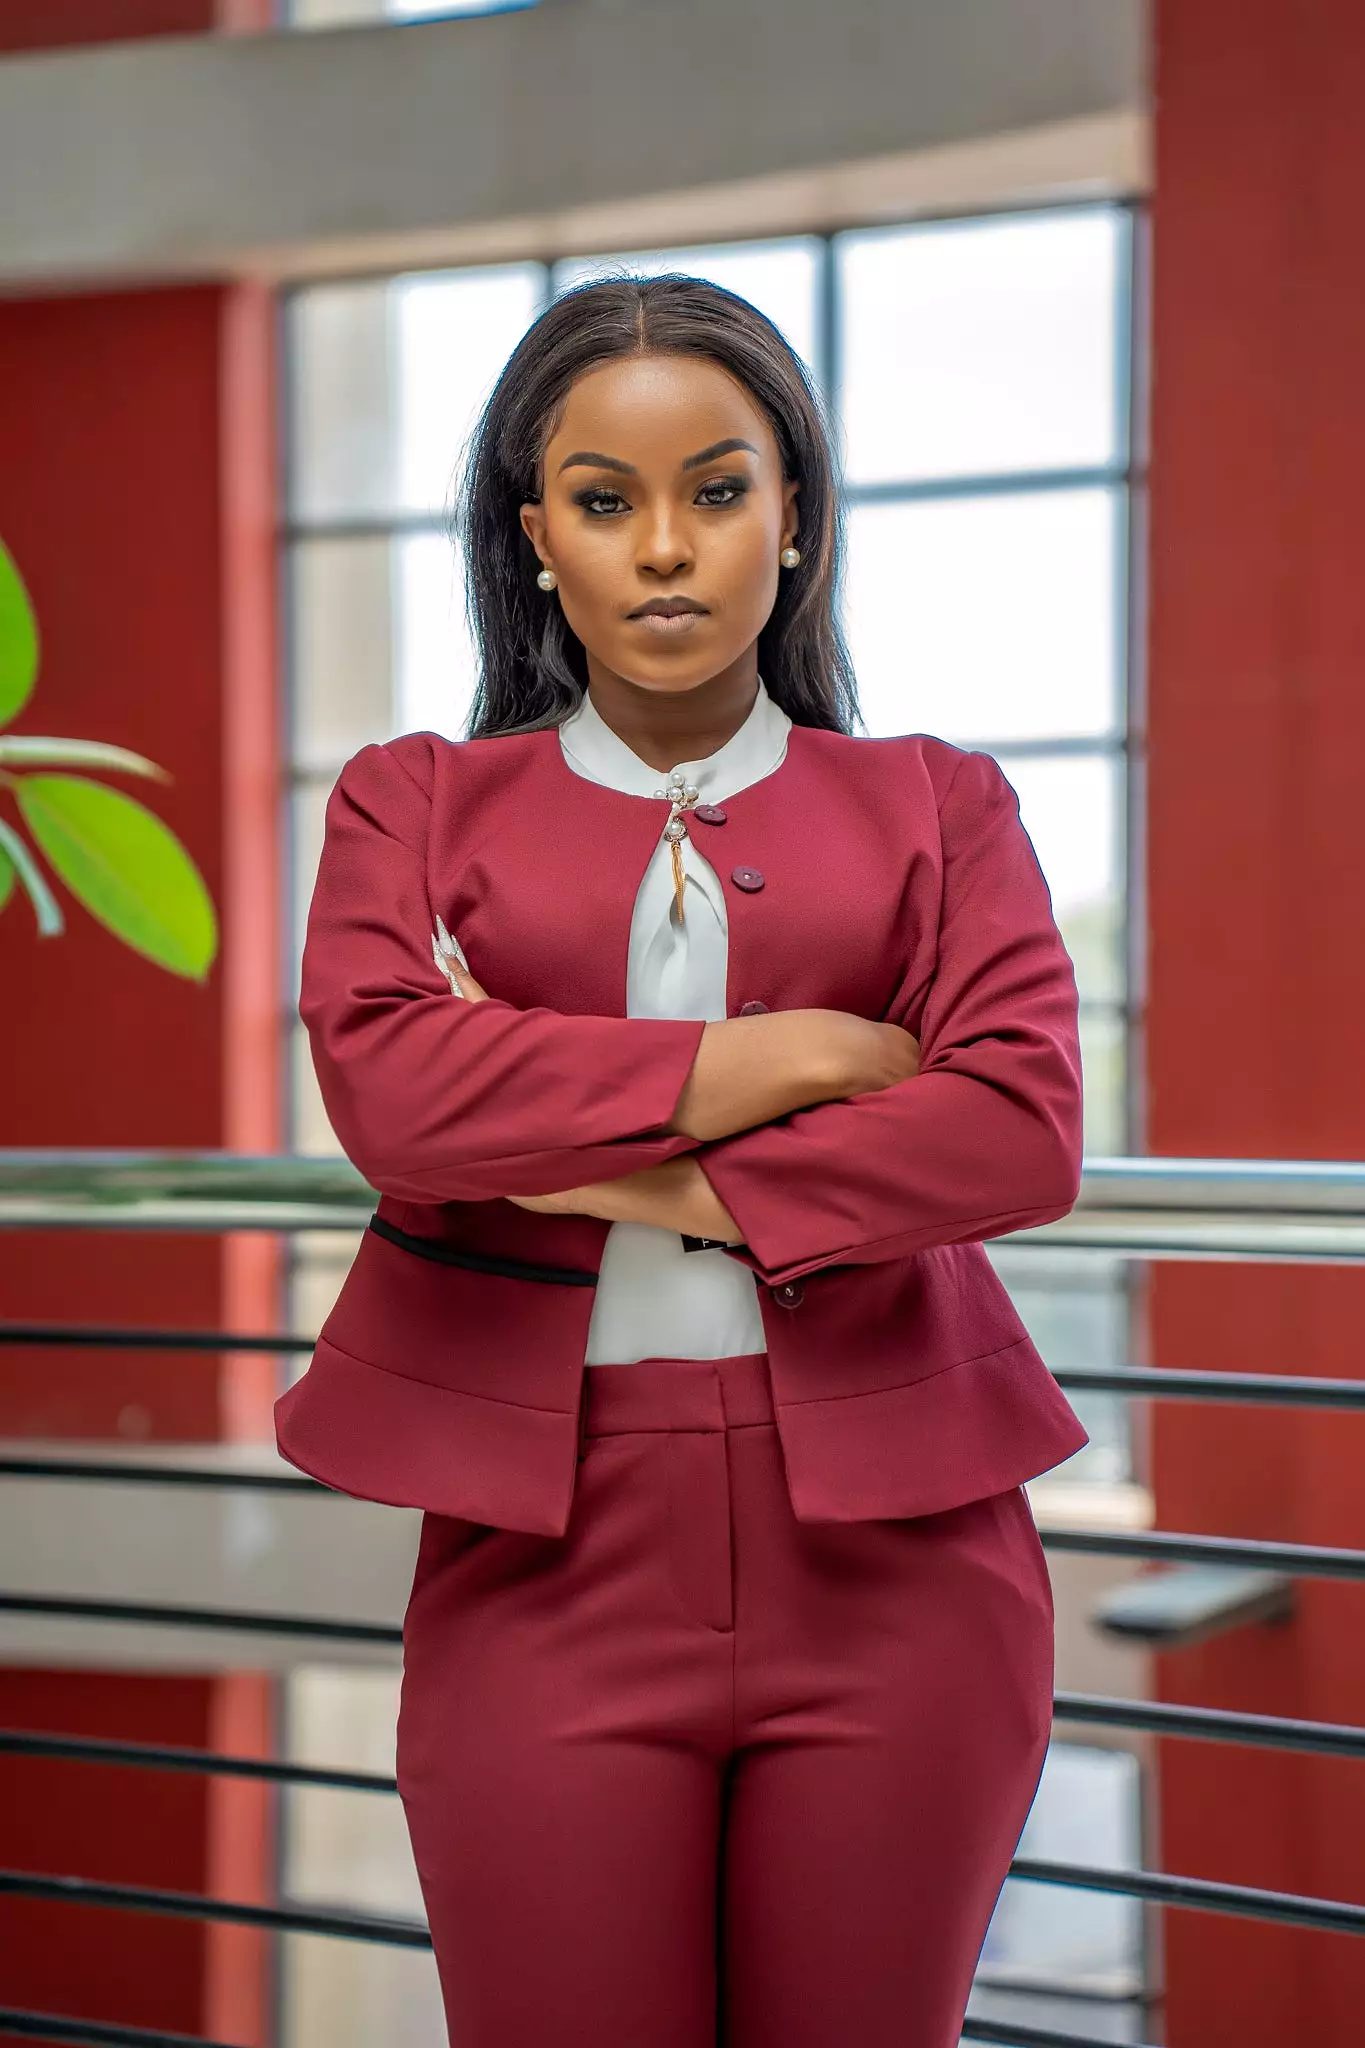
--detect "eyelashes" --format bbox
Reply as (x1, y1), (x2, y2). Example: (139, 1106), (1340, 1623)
(570, 474), (752, 517)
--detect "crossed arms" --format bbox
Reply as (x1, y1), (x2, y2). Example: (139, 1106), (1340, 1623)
(436, 945), (920, 1248)
(301, 739), (1084, 1290)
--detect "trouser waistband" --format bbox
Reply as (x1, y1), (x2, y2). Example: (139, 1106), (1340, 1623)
(580, 1353), (773, 1444)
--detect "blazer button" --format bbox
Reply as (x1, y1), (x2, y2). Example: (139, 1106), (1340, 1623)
(773, 1279), (804, 1309)
(731, 865), (765, 893)
(738, 1000), (769, 1016)
(693, 803), (727, 826)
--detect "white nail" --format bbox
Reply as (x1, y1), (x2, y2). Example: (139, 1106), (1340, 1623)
(432, 935), (464, 995)
(435, 915), (468, 967)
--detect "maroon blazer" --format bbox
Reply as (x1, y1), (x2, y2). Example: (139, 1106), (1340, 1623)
(274, 722), (1088, 1536)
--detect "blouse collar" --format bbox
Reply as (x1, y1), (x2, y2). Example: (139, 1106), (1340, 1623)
(558, 674), (791, 804)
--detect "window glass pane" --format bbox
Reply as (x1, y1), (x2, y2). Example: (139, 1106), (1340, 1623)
(394, 264), (545, 516)
(290, 536), (396, 775)
(283, 1935), (444, 2045)
(288, 266), (543, 520)
(845, 490), (1120, 746)
(290, 0), (536, 23)
(990, 1249), (1131, 1485)
(288, 782), (331, 1005)
(288, 1233), (365, 1370)
(286, 281), (394, 522)
(389, 0), (536, 15)
(292, 530), (474, 764)
(285, 1667), (420, 1914)
(1079, 1005), (1128, 1159)
(281, 1665), (445, 2043)
(994, 753), (1121, 1007)
(394, 532), (478, 741)
(838, 208), (1123, 484)
(289, 1019), (343, 1159)
(980, 1742), (1143, 1992)
(553, 240), (821, 379)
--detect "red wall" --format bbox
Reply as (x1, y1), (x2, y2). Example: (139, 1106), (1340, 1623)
(0, 2), (209, 47)
(0, 1673), (273, 2040)
(1147, 2), (1365, 2040)
(0, 276), (282, 2043)
(0, 2), (282, 2027)
(0, 0), (266, 52)
(0, 284), (282, 1442)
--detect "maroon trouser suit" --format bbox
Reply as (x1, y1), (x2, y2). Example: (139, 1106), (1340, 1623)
(277, 727), (1088, 2044)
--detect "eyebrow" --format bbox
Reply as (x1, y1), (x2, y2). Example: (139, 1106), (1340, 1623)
(556, 437), (760, 477)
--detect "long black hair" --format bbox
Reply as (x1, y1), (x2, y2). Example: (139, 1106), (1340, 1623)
(454, 272), (859, 739)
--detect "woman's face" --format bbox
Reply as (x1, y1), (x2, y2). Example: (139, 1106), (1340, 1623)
(519, 352), (800, 696)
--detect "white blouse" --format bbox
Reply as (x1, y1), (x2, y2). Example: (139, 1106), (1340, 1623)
(556, 679), (792, 1366)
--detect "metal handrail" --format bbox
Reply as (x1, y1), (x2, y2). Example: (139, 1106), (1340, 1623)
(11, 1499), (1365, 1646)
(5, 1849), (1365, 1940)
(0, 2016), (238, 2048)
(0, 2017), (1151, 2048)
(6, 1685), (1365, 1784)
(4, 1150), (1365, 1258)
(6, 1339), (1365, 1412)
(0, 2020), (1148, 2048)
(0, 2016), (1154, 2048)
(3, 1147), (1363, 2048)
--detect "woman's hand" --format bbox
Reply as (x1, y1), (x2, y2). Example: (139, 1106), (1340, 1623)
(429, 919), (910, 1226)
(508, 1159), (740, 1239)
(506, 1188), (585, 1215)
(432, 918), (490, 1002)
(668, 1008), (920, 1143)
(805, 1010), (921, 1097)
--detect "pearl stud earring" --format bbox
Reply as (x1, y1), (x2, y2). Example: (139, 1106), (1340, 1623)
(779, 546), (801, 569)
(536, 567), (558, 591)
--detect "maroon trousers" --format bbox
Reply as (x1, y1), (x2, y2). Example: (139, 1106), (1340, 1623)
(396, 1351), (1055, 2048)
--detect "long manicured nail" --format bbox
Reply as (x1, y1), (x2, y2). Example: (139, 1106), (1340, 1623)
(432, 933), (466, 997)
(435, 914), (468, 967)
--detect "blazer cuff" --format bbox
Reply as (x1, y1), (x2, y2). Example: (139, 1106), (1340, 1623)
(355, 1013), (709, 1202)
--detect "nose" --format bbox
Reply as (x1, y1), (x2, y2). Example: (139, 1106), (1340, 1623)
(637, 499), (693, 580)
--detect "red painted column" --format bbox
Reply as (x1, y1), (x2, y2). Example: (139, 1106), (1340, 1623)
(1146, 3), (1365, 2041)
(0, 7), (281, 2042)
(0, 1), (215, 47)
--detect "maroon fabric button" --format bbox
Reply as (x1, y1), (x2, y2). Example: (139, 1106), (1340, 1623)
(773, 1280), (804, 1309)
(738, 1000), (769, 1016)
(693, 803), (727, 826)
(731, 865), (765, 892)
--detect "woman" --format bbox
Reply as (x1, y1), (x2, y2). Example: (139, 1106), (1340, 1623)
(275, 274), (1088, 2048)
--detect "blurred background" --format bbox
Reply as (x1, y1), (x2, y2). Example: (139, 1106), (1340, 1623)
(0, 3), (1362, 2045)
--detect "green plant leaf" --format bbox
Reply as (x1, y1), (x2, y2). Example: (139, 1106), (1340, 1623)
(14, 774), (216, 979)
(0, 841), (14, 913)
(0, 540), (39, 728)
(0, 735), (169, 779)
(0, 816), (64, 935)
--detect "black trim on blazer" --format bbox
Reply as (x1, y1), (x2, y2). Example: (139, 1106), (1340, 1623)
(367, 1212), (599, 1287)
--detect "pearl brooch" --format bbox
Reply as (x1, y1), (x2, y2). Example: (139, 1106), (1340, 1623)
(655, 772), (704, 923)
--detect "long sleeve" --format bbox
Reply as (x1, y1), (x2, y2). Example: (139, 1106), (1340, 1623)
(697, 748), (1084, 1287)
(301, 739), (707, 1203)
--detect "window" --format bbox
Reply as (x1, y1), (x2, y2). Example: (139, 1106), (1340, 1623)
(288, 0), (537, 28)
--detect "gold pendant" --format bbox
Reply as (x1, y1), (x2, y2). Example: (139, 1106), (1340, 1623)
(657, 776), (700, 925)
(664, 812), (689, 922)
